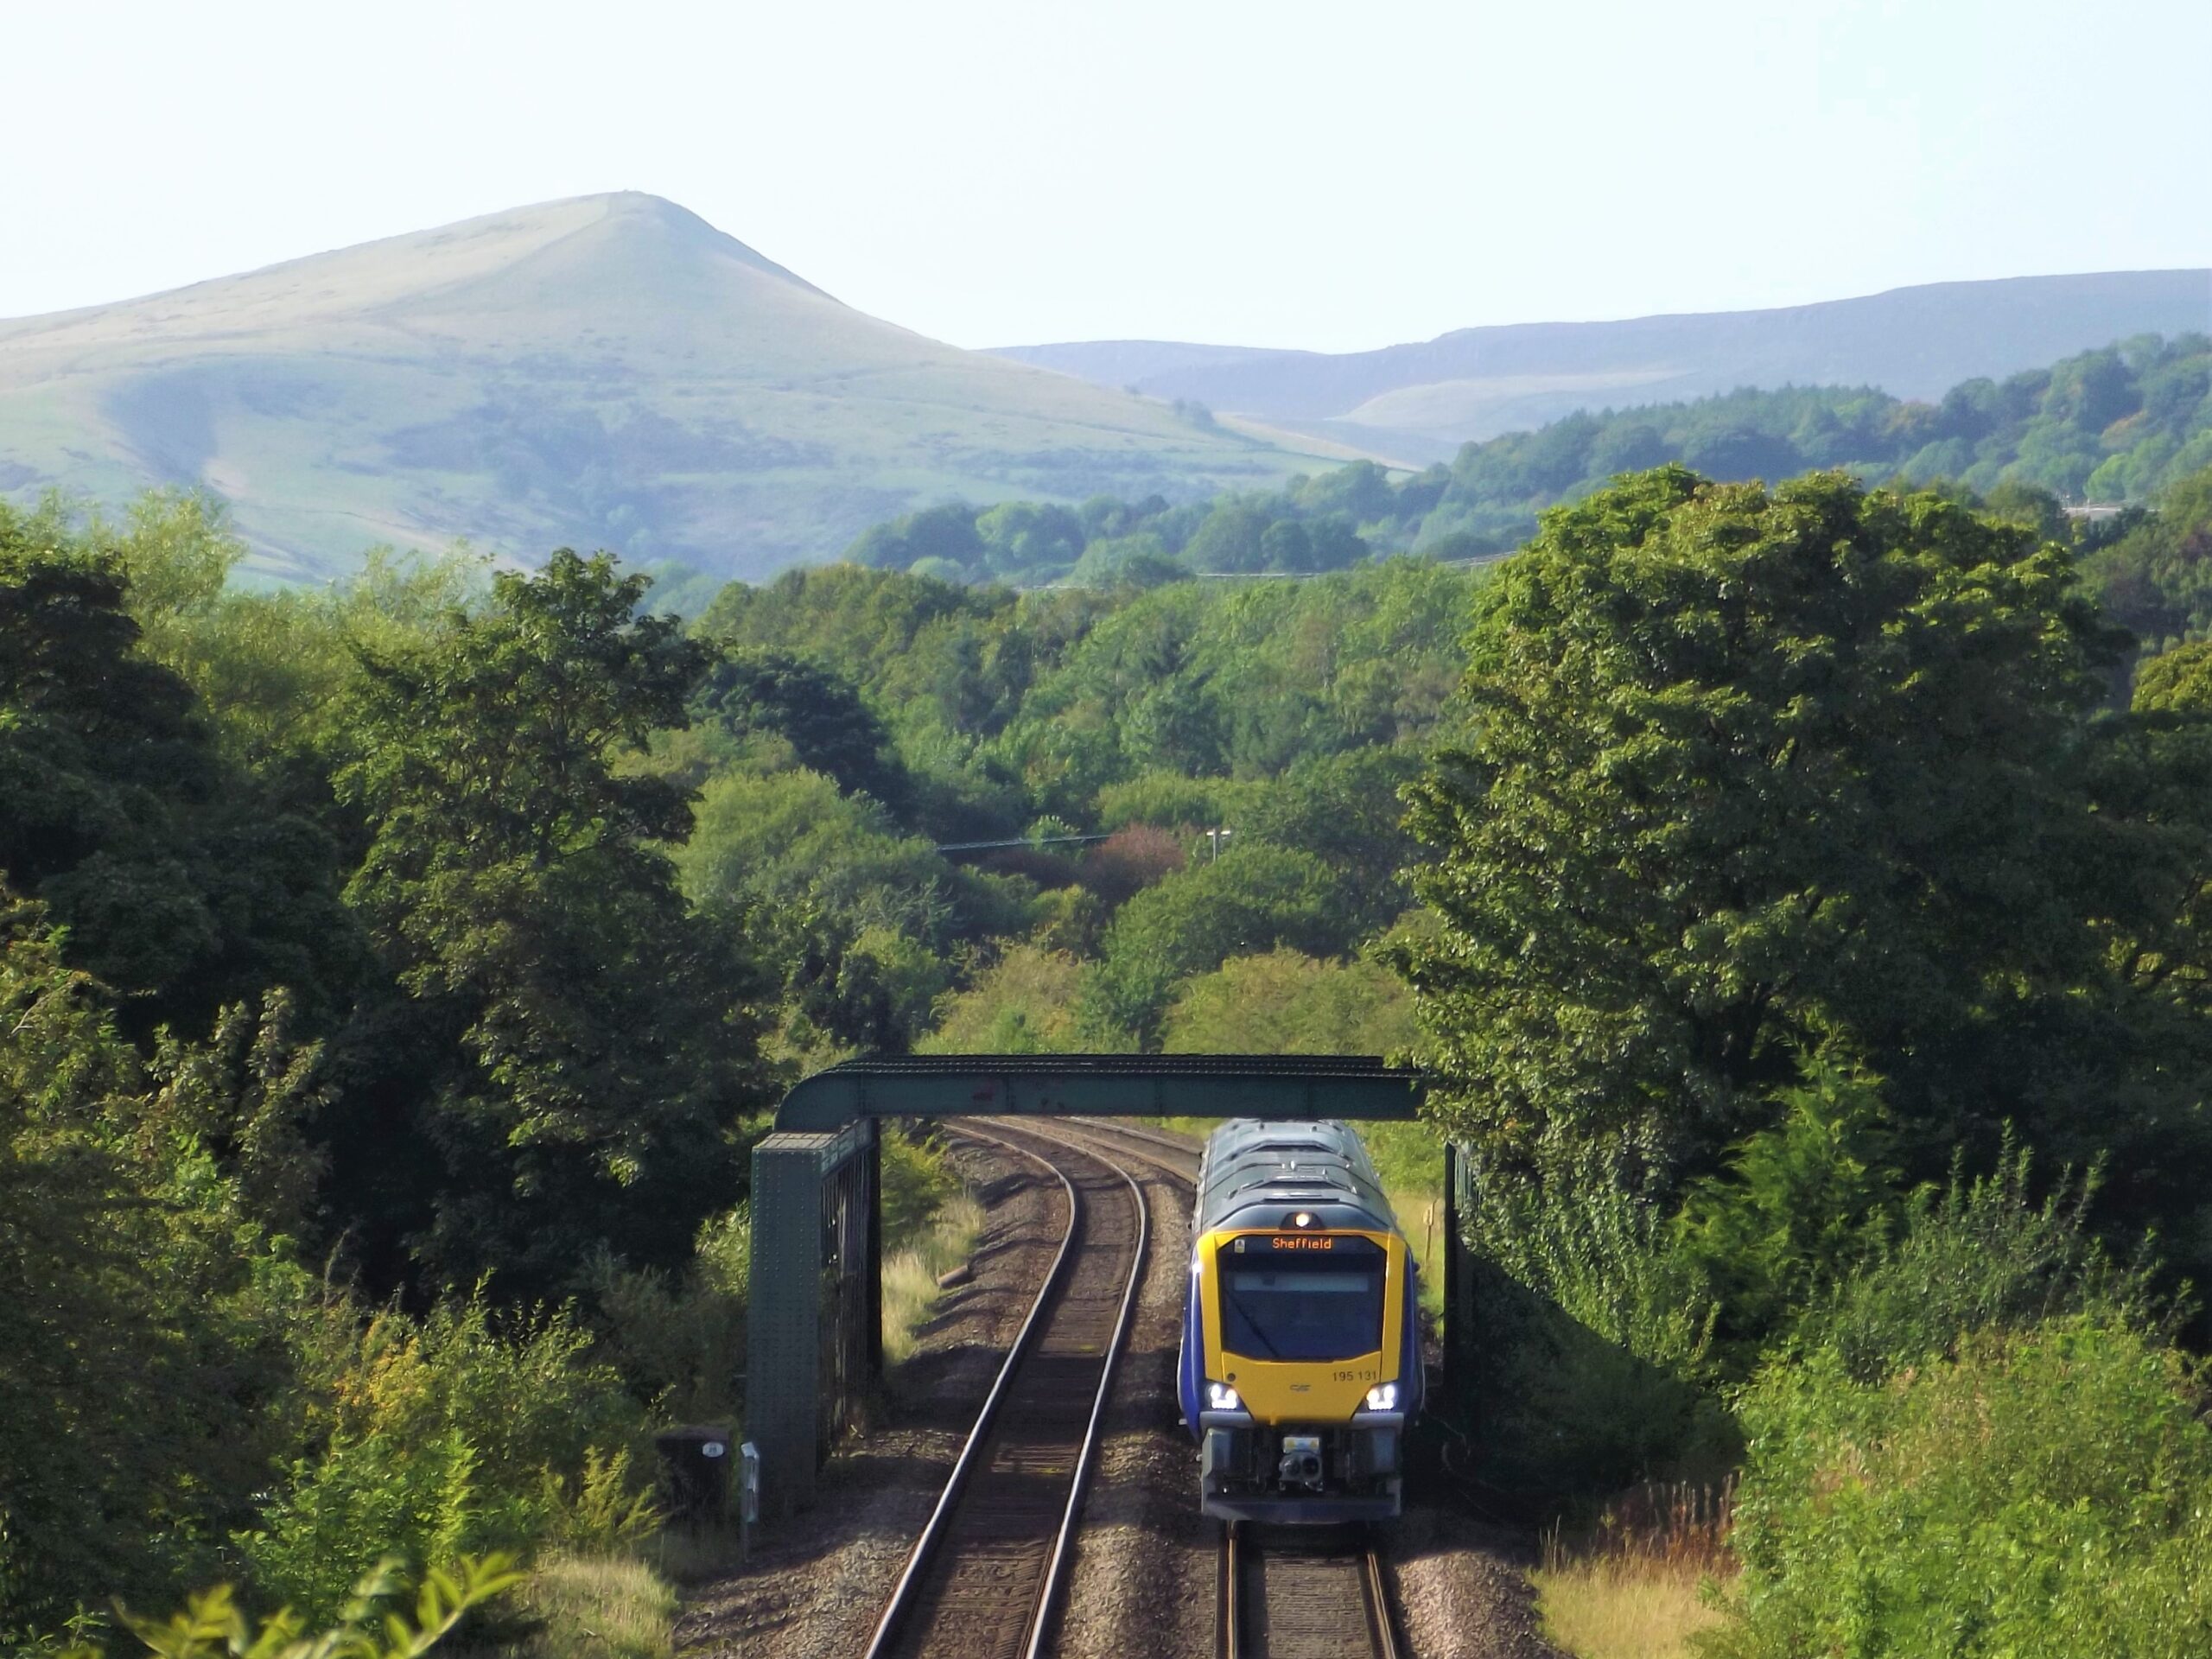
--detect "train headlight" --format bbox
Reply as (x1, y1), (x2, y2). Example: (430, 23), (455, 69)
(1207, 1382), (1243, 1411)
(1363, 1382), (1399, 1412)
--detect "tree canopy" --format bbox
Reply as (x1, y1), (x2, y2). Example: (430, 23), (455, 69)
(811, 338), (2211, 589)
(1398, 467), (2212, 1267)
(331, 550), (767, 1294)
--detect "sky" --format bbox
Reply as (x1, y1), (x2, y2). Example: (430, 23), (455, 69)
(4, 0), (2207, 354)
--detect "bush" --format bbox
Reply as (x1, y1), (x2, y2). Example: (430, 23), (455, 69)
(1709, 1319), (2212, 1659)
(1797, 1141), (2166, 1382)
(1674, 1063), (1901, 1370)
(1459, 1136), (1735, 1497)
(581, 1206), (750, 1424)
(880, 1125), (959, 1253)
(1087, 846), (1345, 1044)
(918, 944), (1112, 1053)
(65, 1556), (519, 1659)
(1161, 949), (1416, 1057)
(245, 1300), (646, 1619)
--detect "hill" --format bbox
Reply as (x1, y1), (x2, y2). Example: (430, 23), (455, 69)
(0, 194), (1322, 582)
(997, 270), (2211, 459)
(840, 334), (2212, 588)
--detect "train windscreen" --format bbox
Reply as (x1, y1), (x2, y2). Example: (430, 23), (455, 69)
(1217, 1236), (1384, 1362)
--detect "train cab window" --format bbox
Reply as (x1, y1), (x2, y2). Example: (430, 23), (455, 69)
(1217, 1237), (1384, 1362)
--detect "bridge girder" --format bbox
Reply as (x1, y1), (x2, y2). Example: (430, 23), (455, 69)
(774, 1053), (1427, 1132)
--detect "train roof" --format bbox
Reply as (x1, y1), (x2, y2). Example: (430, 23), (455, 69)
(1194, 1118), (1400, 1237)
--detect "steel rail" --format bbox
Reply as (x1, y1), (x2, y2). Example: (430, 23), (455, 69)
(1040, 1117), (1203, 1191)
(1360, 1542), (1402, 1659)
(862, 1122), (1150, 1659)
(1224, 1520), (1246, 1659)
(861, 1128), (1081, 1659)
(1223, 1525), (1402, 1659)
(984, 1122), (1151, 1659)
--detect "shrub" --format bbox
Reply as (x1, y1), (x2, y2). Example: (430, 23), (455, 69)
(880, 1125), (959, 1252)
(246, 1301), (646, 1619)
(66, 1556), (519, 1659)
(581, 1207), (749, 1425)
(1708, 1319), (2212, 1659)
(1796, 1139), (2165, 1383)
(1459, 1136), (1734, 1497)
(1673, 1063), (1900, 1370)
(1163, 948), (1417, 1057)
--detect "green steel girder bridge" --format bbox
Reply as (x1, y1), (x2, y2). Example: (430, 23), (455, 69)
(745, 1055), (1474, 1516)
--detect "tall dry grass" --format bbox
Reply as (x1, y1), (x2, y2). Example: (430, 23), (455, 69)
(882, 1190), (986, 1363)
(502, 1551), (676, 1659)
(1532, 1480), (1737, 1659)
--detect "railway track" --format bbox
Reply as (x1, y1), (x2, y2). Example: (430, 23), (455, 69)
(1046, 1121), (1410, 1658)
(1055, 1120), (1409, 1659)
(1041, 1116), (1204, 1187)
(1223, 1524), (1402, 1659)
(863, 1123), (1149, 1659)
(868, 1115), (1410, 1657)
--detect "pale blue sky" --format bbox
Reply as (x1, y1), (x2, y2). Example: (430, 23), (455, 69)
(5, 0), (2206, 353)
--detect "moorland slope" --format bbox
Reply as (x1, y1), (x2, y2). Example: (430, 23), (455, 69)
(1001, 270), (2212, 461)
(0, 194), (1318, 581)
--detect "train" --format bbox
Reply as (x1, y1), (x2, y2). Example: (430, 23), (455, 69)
(1177, 1118), (1422, 1522)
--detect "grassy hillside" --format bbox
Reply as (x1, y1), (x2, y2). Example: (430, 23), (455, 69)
(826, 335), (2212, 587)
(1000, 269), (2212, 452)
(0, 194), (1324, 583)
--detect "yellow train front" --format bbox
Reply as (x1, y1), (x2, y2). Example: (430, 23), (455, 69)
(1177, 1118), (1421, 1522)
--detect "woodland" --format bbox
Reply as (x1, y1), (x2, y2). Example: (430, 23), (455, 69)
(7, 342), (2212, 1650)
(828, 333), (2211, 585)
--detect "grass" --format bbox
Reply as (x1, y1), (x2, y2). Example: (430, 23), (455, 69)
(1532, 1556), (1726, 1659)
(1, 194), (1320, 583)
(1388, 1184), (1446, 1319)
(1532, 1481), (1737, 1659)
(499, 1551), (677, 1659)
(882, 1190), (987, 1363)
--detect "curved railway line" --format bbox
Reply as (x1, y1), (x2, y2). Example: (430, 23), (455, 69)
(862, 1122), (1149, 1659)
(974, 1116), (1409, 1659)
(862, 1115), (1407, 1657)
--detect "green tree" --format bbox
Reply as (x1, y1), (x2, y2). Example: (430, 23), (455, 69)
(1088, 845), (1344, 1044)
(1238, 746), (1423, 938)
(1399, 467), (2132, 1181)
(1181, 501), (1271, 573)
(691, 645), (912, 816)
(918, 944), (1103, 1053)
(332, 550), (766, 1294)
(0, 508), (360, 1037)
(2079, 463), (2212, 646)
(1161, 948), (1416, 1056)
(0, 893), (317, 1628)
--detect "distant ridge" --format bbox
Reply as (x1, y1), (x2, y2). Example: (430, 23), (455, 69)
(997, 270), (2212, 461)
(0, 194), (1321, 582)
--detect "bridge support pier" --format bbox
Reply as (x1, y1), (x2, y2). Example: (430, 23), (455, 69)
(747, 1118), (879, 1517)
